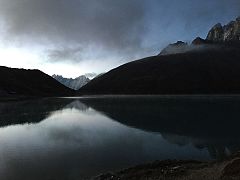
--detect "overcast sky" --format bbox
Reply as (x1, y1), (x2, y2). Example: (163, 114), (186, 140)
(0, 0), (239, 78)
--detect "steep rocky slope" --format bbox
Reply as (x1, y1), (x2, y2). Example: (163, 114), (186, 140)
(207, 17), (240, 42)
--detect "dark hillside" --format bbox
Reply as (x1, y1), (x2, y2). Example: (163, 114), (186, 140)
(0, 66), (75, 97)
(79, 47), (240, 95)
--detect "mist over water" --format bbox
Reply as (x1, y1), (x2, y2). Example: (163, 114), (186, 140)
(0, 96), (240, 179)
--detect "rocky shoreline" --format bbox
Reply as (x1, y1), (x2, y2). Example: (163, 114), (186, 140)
(93, 152), (240, 180)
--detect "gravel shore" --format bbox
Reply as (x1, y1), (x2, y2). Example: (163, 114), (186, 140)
(93, 152), (240, 180)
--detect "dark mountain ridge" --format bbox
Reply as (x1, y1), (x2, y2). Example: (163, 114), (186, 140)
(79, 17), (240, 95)
(0, 66), (75, 97)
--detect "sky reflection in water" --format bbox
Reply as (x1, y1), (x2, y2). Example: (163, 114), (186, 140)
(1, 97), (239, 179)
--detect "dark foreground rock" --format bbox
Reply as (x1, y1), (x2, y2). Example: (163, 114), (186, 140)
(93, 152), (240, 180)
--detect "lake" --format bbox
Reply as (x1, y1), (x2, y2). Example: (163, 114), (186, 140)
(1, 96), (240, 179)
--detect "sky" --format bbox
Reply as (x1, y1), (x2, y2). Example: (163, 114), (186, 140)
(0, 0), (239, 78)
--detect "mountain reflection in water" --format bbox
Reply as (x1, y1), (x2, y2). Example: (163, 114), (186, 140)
(0, 96), (240, 179)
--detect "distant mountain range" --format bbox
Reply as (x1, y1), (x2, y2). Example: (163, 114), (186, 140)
(79, 17), (240, 95)
(52, 74), (90, 90)
(0, 66), (75, 98)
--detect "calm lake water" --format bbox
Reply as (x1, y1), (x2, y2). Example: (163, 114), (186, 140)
(1, 96), (240, 179)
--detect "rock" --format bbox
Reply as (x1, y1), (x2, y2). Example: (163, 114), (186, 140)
(222, 158), (240, 177)
(94, 173), (119, 180)
(159, 41), (189, 55)
(192, 37), (206, 45)
(206, 23), (224, 42)
(172, 41), (187, 46)
(206, 17), (240, 42)
(223, 21), (235, 41)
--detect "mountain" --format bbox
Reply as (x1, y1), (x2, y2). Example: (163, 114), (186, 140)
(84, 73), (98, 79)
(79, 17), (240, 95)
(52, 74), (90, 90)
(0, 66), (75, 98)
(191, 37), (207, 45)
(159, 41), (189, 55)
(207, 17), (240, 42)
(160, 17), (240, 56)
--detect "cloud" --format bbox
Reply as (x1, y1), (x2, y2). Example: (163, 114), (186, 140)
(0, 0), (148, 63)
(47, 47), (84, 62)
(0, 0), (239, 70)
